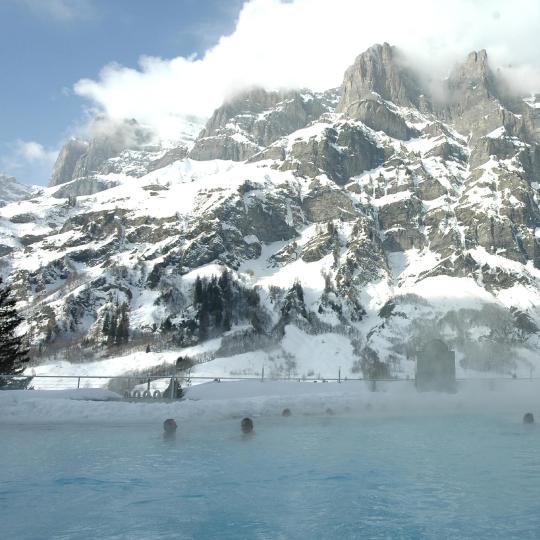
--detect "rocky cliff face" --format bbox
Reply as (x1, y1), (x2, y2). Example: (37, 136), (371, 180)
(189, 88), (337, 162)
(48, 118), (183, 188)
(4, 44), (540, 380)
(338, 43), (422, 110)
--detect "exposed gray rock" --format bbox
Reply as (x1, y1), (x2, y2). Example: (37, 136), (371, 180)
(52, 177), (119, 198)
(425, 141), (467, 162)
(191, 88), (332, 162)
(49, 119), (152, 187)
(441, 50), (522, 141)
(200, 88), (328, 144)
(469, 135), (518, 169)
(338, 43), (422, 110)
(302, 184), (357, 222)
(336, 217), (388, 292)
(49, 139), (88, 187)
(147, 146), (188, 172)
(182, 228), (261, 270)
(383, 227), (425, 252)
(342, 98), (416, 140)
(189, 136), (259, 162)
(9, 213), (36, 224)
(73, 122), (144, 179)
(268, 241), (299, 267)
(249, 145), (286, 162)
(416, 177), (448, 201)
(301, 226), (337, 262)
(377, 195), (423, 230)
(0, 245), (13, 257)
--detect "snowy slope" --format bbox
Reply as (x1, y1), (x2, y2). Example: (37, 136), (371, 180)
(0, 173), (35, 207)
(3, 44), (540, 385)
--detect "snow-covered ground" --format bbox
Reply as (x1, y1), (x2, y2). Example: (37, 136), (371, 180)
(26, 325), (361, 390)
(2, 378), (539, 425)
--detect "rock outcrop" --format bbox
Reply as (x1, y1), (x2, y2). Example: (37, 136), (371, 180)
(49, 139), (88, 187)
(4, 43), (540, 380)
(337, 43), (422, 110)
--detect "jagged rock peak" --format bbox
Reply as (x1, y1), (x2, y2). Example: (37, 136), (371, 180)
(199, 87), (325, 139)
(448, 49), (496, 97)
(190, 87), (333, 162)
(49, 138), (88, 187)
(467, 49), (489, 66)
(49, 119), (154, 188)
(337, 42), (422, 112)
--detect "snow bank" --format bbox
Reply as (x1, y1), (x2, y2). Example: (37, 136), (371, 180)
(4, 389), (122, 401)
(2, 379), (540, 425)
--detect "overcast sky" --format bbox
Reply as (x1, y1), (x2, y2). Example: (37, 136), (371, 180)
(2, 0), (540, 185)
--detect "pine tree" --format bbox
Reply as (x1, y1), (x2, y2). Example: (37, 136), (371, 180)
(223, 312), (232, 332)
(0, 278), (30, 387)
(219, 269), (233, 328)
(115, 303), (129, 346)
(108, 314), (117, 346)
(292, 280), (304, 303)
(161, 317), (173, 333)
(102, 311), (111, 340)
(198, 308), (210, 341)
(120, 303), (130, 344)
(194, 276), (204, 305)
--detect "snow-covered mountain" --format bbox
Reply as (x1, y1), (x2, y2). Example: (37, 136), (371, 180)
(4, 43), (540, 380)
(0, 173), (35, 207)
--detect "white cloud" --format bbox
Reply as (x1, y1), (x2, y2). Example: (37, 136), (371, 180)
(0, 140), (58, 185)
(18, 0), (94, 21)
(73, 0), (540, 140)
(15, 141), (57, 163)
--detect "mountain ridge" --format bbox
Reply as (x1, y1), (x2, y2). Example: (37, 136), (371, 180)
(3, 43), (540, 381)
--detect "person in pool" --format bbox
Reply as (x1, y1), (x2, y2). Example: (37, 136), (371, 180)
(241, 417), (254, 434)
(163, 418), (177, 437)
(282, 408), (292, 417)
(523, 412), (535, 424)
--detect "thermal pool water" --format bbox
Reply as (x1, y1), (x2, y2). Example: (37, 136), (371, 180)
(2, 412), (540, 539)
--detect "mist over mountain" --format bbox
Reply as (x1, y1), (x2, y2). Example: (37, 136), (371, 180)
(3, 43), (540, 380)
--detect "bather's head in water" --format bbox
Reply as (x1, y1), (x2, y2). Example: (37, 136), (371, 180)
(163, 418), (178, 434)
(523, 412), (535, 424)
(282, 408), (291, 417)
(241, 417), (254, 434)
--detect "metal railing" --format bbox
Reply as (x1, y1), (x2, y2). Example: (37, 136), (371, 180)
(2, 372), (540, 395)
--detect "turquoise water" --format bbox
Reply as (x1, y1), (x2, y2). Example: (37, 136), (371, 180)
(2, 413), (540, 539)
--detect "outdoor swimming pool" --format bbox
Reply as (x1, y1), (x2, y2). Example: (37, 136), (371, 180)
(2, 412), (540, 539)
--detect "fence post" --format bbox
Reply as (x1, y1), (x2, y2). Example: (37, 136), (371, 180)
(261, 365), (265, 382)
(147, 378), (151, 392)
(77, 377), (81, 389)
(169, 376), (175, 400)
(338, 367), (341, 384)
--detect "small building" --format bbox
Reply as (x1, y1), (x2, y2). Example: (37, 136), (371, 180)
(415, 339), (456, 392)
